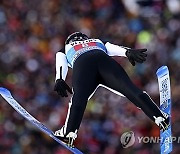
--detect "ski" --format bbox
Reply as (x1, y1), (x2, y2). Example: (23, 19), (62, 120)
(0, 87), (83, 154)
(156, 66), (172, 154)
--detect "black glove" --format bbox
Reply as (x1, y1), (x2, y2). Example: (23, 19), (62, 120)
(54, 66), (73, 97)
(125, 48), (147, 66)
(54, 79), (73, 97)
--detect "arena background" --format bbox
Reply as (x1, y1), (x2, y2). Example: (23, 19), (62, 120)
(0, 0), (180, 153)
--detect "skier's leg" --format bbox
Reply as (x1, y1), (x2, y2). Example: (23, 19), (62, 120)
(98, 54), (169, 129)
(55, 52), (99, 145)
(55, 86), (98, 145)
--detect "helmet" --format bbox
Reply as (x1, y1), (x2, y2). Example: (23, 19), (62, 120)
(65, 32), (89, 44)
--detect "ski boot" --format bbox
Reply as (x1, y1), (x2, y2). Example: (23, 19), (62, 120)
(154, 116), (170, 132)
(54, 126), (78, 147)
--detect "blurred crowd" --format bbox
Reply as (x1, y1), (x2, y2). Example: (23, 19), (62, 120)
(0, 0), (180, 154)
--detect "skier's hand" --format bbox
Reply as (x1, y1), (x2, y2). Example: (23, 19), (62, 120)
(125, 48), (147, 66)
(54, 79), (73, 97)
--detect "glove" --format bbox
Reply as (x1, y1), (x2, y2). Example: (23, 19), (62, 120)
(54, 79), (73, 97)
(125, 48), (147, 66)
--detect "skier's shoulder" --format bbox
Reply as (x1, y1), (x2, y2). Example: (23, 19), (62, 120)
(92, 38), (107, 45)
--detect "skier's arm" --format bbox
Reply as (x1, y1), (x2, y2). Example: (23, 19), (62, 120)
(55, 49), (68, 81)
(54, 48), (72, 97)
(104, 42), (147, 66)
(105, 42), (128, 57)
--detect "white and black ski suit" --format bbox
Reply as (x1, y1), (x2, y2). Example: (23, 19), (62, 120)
(55, 38), (166, 135)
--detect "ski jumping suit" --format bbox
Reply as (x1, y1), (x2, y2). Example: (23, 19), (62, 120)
(55, 38), (165, 136)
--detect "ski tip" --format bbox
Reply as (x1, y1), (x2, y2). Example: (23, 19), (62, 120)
(156, 66), (169, 77)
(0, 87), (12, 97)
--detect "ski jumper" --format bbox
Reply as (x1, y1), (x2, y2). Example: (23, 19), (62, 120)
(56, 39), (165, 136)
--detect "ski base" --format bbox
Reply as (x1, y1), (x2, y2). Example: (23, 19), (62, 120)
(156, 66), (172, 154)
(0, 87), (83, 154)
